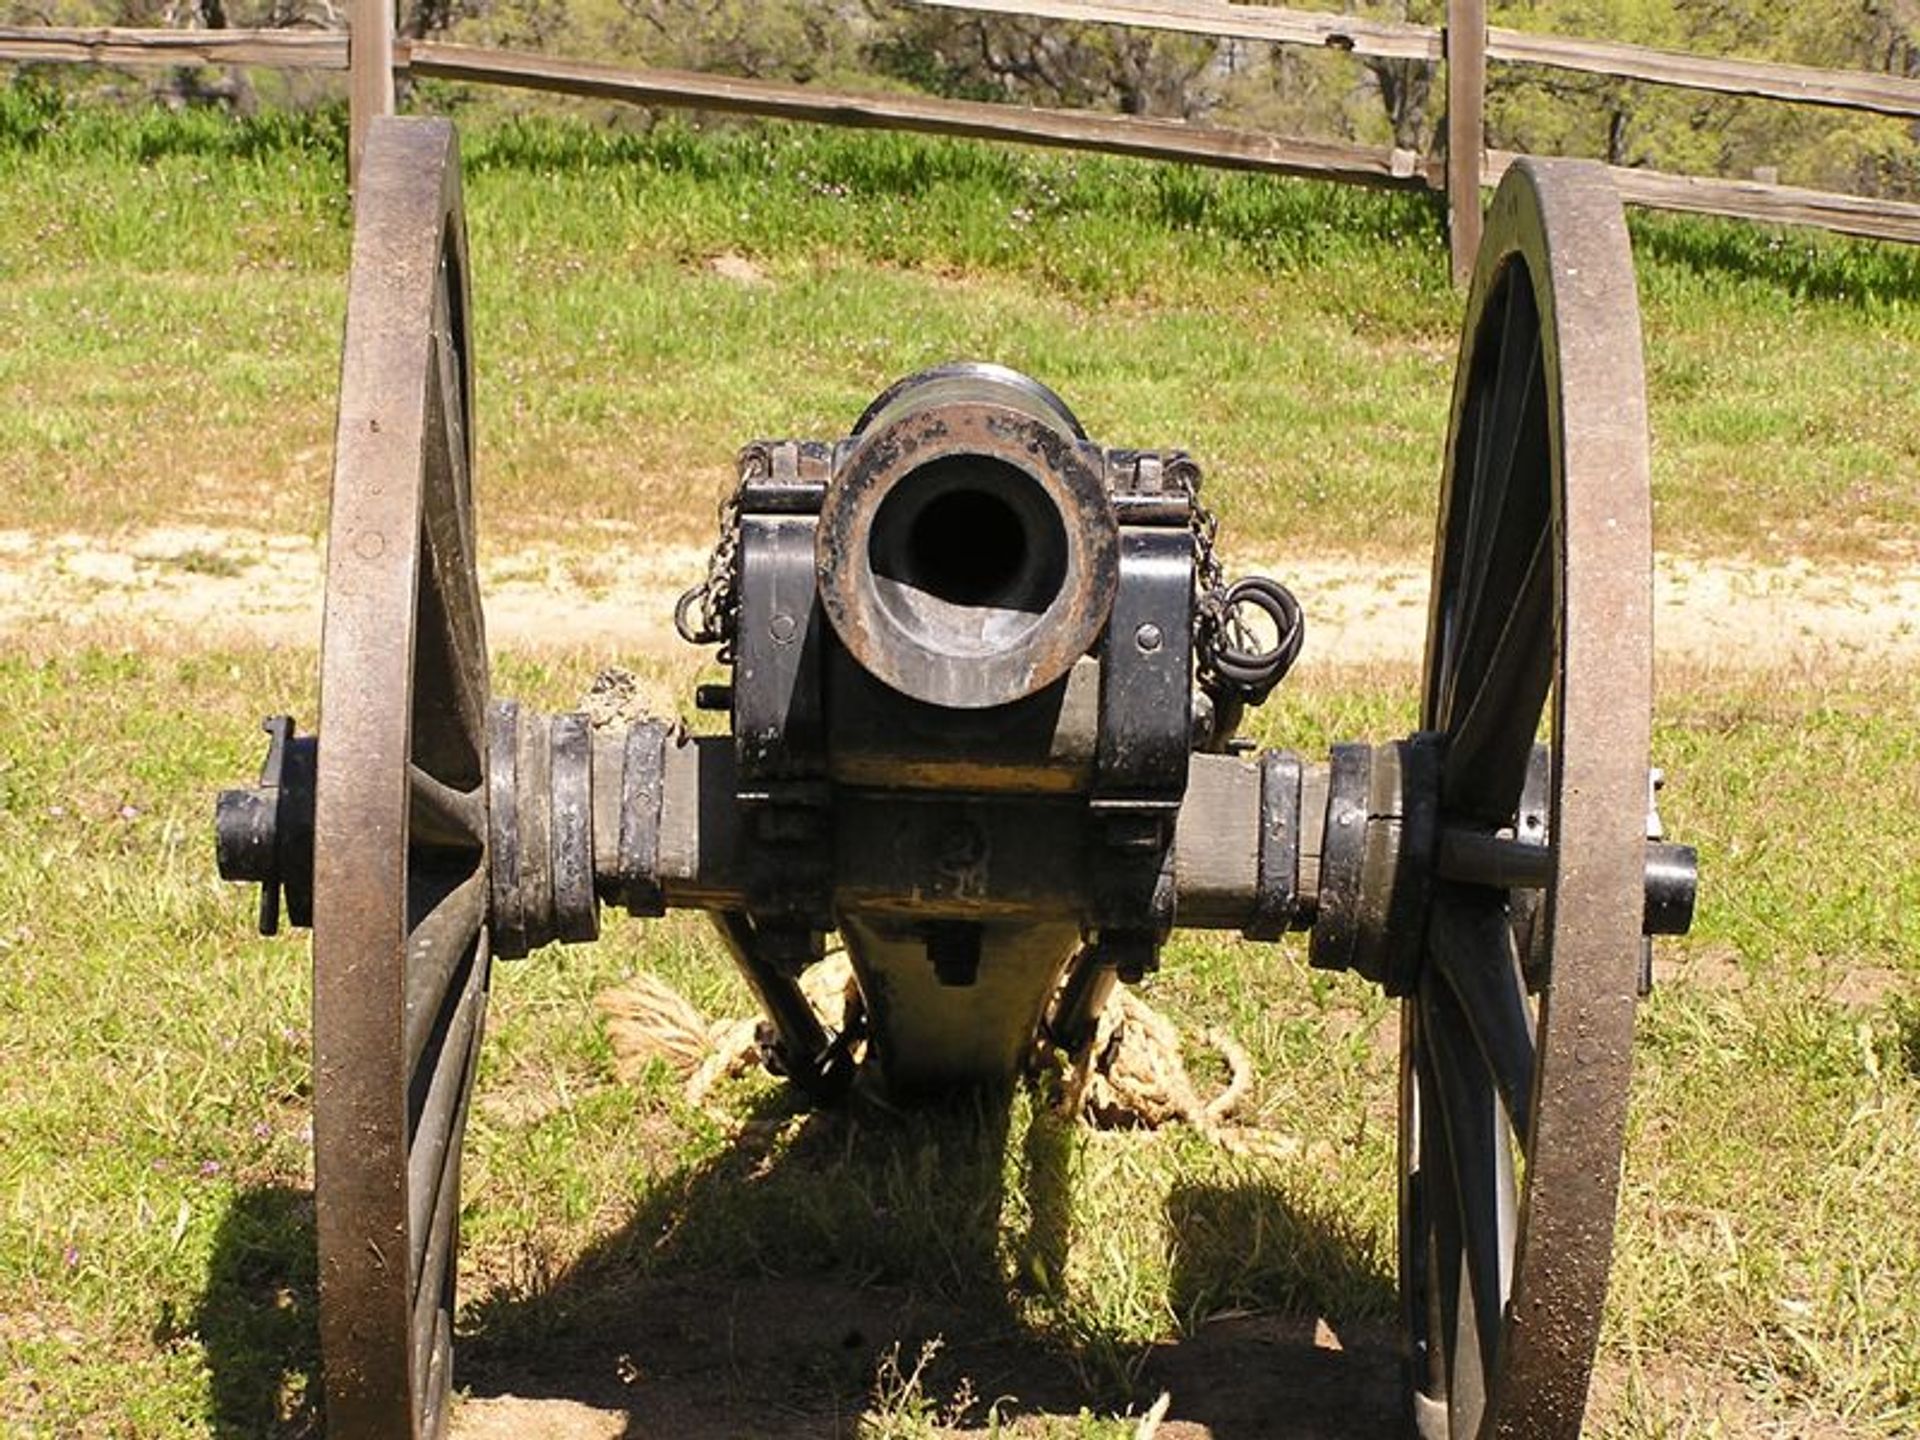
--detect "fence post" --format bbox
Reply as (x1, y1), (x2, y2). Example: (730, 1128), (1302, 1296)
(1445, 0), (1486, 287)
(348, 0), (394, 188)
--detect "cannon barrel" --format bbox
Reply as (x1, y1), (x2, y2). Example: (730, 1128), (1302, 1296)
(815, 362), (1121, 710)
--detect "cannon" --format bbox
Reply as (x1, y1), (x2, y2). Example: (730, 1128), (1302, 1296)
(214, 117), (1697, 1439)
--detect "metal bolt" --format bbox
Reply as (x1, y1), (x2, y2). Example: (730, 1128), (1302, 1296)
(1134, 622), (1163, 653)
(1189, 691), (1215, 745)
(769, 613), (798, 644)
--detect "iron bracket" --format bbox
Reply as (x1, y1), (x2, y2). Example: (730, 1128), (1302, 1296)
(1087, 457), (1194, 981)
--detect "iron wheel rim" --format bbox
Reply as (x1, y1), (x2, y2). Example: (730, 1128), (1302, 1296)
(1401, 158), (1654, 1440)
(311, 116), (491, 1440)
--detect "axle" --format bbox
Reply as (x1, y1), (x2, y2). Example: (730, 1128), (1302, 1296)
(217, 713), (1694, 970)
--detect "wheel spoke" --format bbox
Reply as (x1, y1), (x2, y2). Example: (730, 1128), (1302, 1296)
(1439, 296), (1550, 744)
(1470, 281), (1542, 587)
(413, 323), (487, 784)
(1435, 275), (1508, 713)
(1419, 975), (1517, 1415)
(1427, 884), (1537, 1147)
(409, 763), (485, 851)
(426, 298), (478, 587)
(1446, 1238), (1489, 1437)
(404, 867), (488, 1073)
(432, 269), (473, 514)
(412, 1056), (470, 1337)
(414, 1264), (455, 1440)
(1441, 520), (1553, 822)
(414, 590), (486, 794)
(1462, 278), (1511, 517)
(414, 570), (486, 779)
(1414, 1034), (1470, 1424)
(410, 1009), (474, 1427)
(407, 941), (485, 1262)
(1452, 278), (1541, 708)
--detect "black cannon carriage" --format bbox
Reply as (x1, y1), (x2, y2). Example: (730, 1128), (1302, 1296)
(215, 117), (1696, 1439)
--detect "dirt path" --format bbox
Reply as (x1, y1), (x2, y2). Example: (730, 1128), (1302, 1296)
(2, 525), (1915, 671)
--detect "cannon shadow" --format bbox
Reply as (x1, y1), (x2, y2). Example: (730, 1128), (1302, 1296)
(189, 1095), (1402, 1436)
(454, 1086), (1404, 1438)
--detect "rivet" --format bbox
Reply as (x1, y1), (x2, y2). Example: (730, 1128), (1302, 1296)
(769, 613), (798, 644)
(1135, 622), (1163, 653)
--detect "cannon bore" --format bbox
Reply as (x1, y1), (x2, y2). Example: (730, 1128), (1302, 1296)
(816, 362), (1120, 711)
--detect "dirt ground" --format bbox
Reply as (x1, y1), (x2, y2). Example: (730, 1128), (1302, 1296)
(3, 524), (1916, 673)
(448, 1275), (1405, 1440)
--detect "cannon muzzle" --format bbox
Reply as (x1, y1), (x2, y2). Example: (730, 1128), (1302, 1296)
(817, 363), (1121, 710)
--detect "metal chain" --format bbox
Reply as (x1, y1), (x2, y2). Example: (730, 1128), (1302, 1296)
(1167, 455), (1235, 687)
(1171, 454), (1302, 703)
(674, 442), (767, 660)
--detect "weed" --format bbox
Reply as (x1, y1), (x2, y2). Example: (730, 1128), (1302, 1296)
(862, 1338), (983, 1439)
(163, 547), (244, 578)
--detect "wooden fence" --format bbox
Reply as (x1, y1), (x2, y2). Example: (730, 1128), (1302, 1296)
(4, 0), (1920, 282)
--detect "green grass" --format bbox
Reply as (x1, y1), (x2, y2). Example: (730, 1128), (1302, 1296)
(1, 84), (1918, 558)
(0, 638), (1915, 1435)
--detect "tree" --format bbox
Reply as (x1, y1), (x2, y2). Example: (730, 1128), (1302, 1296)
(1355, 1), (1441, 152)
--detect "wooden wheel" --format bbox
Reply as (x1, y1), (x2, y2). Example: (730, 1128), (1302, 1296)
(1401, 160), (1653, 1439)
(312, 117), (490, 1440)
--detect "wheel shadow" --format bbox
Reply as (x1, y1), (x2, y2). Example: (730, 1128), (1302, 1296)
(455, 1085), (1406, 1438)
(191, 1182), (323, 1439)
(1149, 1178), (1405, 1438)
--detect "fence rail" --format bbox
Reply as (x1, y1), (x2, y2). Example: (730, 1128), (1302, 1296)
(1523, 154), (1920, 246)
(406, 41), (1434, 188)
(917, 0), (1920, 120)
(0, 25), (345, 69)
(4, 6), (1919, 273)
(1489, 27), (1920, 117)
